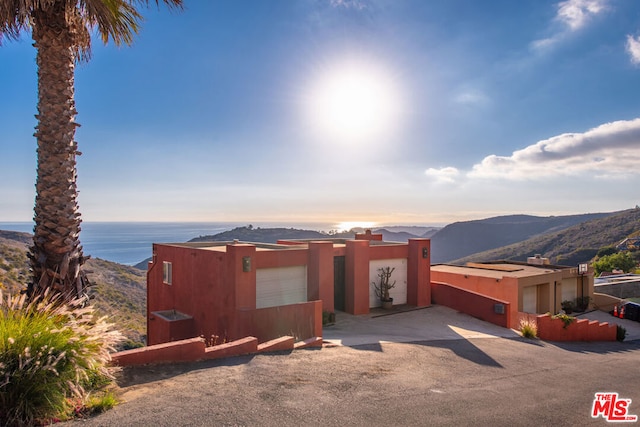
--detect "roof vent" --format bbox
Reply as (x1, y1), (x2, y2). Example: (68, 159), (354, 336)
(527, 255), (550, 265)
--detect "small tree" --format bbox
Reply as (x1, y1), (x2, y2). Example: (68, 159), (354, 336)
(593, 252), (636, 276)
(372, 266), (396, 302)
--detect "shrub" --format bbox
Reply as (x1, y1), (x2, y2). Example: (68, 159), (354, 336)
(552, 313), (576, 329)
(0, 291), (123, 425)
(561, 300), (574, 314)
(617, 325), (627, 342)
(519, 318), (538, 339)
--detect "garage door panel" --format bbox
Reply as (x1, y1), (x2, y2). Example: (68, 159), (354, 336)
(561, 280), (576, 304)
(522, 286), (537, 313)
(256, 266), (307, 309)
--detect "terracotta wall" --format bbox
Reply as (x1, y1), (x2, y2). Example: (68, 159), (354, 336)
(535, 313), (617, 341)
(148, 244), (230, 345)
(340, 238), (431, 315)
(345, 240), (371, 315)
(408, 239), (431, 307)
(148, 314), (194, 344)
(148, 238), (431, 347)
(308, 241), (334, 313)
(112, 336), (259, 367)
(431, 269), (520, 327)
(236, 300), (322, 343)
(149, 243), (324, 345)
(431, 281), (511, 328)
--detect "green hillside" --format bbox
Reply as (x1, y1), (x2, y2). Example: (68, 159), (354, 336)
(430, 212), (614, 263)
(451, 208), (640, 266)
(0, 231), (146, 349)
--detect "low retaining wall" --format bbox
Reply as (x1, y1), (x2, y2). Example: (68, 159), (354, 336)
(113, 334), (319, 367)
(521, 313), (617, 342)
(431, 281), (511, 328)
(593, 292), (622, 312)
(111, 336), (255, 366)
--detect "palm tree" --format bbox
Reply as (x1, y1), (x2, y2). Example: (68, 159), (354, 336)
(0, 0), (183, 300)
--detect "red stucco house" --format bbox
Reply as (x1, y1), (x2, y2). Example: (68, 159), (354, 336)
(146, 232), (431, 346)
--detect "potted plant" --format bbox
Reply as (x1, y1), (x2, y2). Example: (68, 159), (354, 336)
(574, 296), (591, 312)
(373, 266), (396, 309)
(561, 300), (574, 314)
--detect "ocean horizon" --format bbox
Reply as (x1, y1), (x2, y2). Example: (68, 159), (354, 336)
(0, 221), (341, 266)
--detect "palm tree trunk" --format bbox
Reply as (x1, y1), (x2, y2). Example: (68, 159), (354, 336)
(27, 2), (88, 300)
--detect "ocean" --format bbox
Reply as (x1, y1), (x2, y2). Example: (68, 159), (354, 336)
(0, 221), (335, 266)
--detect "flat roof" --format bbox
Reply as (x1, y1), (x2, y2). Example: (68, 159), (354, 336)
(156, 241), (309, 252)
(595, 274), (640, 286)
(431, 263), (562, 279)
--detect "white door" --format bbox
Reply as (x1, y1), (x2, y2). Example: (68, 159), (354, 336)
(256, 266), (307, 309)
(522, 286), (537, 313)
(369, 259), (408, 308)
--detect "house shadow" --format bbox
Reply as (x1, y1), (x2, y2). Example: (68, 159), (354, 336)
(115, 353), (257, 388)
(543, 339), (640, 355)
(338, 339), (503, 368)
(323, 306), (519, 367)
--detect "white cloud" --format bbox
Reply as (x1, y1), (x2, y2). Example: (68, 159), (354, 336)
(329, 0), (367, 9)
(626, 35), (640, 65)
(425, 167), (460, 184)
(453, 89), (490, 107)
(556, 0), (607, 31)
(531, 0), (608, 51)
(468, 118), (640, 180)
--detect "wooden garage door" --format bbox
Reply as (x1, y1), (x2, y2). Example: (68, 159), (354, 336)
(256, 266), (307, 309)
(369, 259), (407, 308)
(522, 285), (537, 313)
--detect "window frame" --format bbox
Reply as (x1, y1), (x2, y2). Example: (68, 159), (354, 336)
(162, 261), (172, 285)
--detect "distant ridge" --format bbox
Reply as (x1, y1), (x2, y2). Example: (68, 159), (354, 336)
(452, 208), (640, 266)
(187, 225), (438, 245)
(429, 212), (616, 263)
(189, 226), (336, 243)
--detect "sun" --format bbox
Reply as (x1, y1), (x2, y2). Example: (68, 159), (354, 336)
(335, 221), (377, 232)
(305, 60), (402, 144)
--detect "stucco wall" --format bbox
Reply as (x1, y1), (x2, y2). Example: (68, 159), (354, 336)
(595, 281), (640, 299)
(431, 269), (520, 326)
(431, 281), (511, 328)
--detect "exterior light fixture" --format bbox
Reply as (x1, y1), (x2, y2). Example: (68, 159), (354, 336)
(242, 256), (251, 272)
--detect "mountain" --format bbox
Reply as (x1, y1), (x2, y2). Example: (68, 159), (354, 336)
(189, 225), (440, 245)
(452, 208), (640, 266)
(429, 212), (616, 263)
(189, 226), (335, 243)
(0, 231), (146, 349)
(372, 226), (440, 241)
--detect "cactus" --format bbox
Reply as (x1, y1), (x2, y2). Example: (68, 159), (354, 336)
(373, 266), (396, 302)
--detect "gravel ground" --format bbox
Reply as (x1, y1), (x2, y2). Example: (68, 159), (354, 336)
(71, 336), (640, 427)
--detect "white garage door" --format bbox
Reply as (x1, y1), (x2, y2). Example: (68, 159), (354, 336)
(522, 286), (537, 313)
(561, 280), (576, 305)
(256, 266), (307, 309)
(369, 259), (407, 308)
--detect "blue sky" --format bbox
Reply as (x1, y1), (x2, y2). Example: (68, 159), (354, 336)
(2, 0), (640, 227)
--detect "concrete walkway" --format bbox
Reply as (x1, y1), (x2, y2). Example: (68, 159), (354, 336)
(322, 305), (520, 346)
(574, 309), (640, 341)
(323, 305), (640, 346)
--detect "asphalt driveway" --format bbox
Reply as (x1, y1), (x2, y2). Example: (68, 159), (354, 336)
(70, 306), (640, 426)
